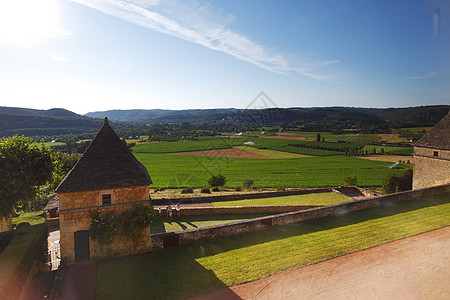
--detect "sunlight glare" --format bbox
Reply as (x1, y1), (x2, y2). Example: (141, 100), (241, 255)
(0, 0), (69, 45)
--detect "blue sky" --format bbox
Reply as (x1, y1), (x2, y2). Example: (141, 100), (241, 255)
(0, 0), (448, 114)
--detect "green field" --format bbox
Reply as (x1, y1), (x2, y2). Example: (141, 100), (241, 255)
(247, 138), (345, 156)
(362, 145), (413, 156)
(132, 137), (245, 154)
(235, 146), (309, 158)
(44, 142), (66, 147)
(135, 152), (405, 188)
(96, 193), (450, 300)
(212, 193), (350, 207)
(276, 132), (378, 146)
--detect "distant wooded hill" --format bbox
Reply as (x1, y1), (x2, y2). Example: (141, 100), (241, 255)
(1, 105), (449, 138)
(0, 107), (103, 137)
(86, 105), (450, 128)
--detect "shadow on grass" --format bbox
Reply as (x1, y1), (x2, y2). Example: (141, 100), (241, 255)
(96, 249), (241, 300)
(97, 193), (450, 300)
(150, 214), (272, 234)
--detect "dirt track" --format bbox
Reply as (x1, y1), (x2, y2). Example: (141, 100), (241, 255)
(189, 226), (450, 300)
(357, 155), (413, 163)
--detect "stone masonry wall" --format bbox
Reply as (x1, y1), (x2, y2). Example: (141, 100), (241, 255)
(59, 185), (150, 264)
(60, 203), (151, 264)
(0, 216), (12, 232)
(414, 147), (450, 189)
(59, 185), (149, 210)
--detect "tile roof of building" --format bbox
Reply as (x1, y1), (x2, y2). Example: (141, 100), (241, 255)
(415, 110), (450, 150)
(56, 118), (152, 193)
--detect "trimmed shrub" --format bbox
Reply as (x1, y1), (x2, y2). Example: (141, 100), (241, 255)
(211, 187), (220, 192)
(207, 174), (227, 187)
(201, 187), (211, 194)
(344, 176), (357, 186)
(181, 187), (194, 194)
(15, 222), (31, 230)
(243, 179), (254, 189)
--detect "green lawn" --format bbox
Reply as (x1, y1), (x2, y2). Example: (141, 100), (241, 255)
(96, 193), (450, 300)
(212, 192), (350, 207)
(150, 214), (272, 234)
(135, 153), (403, 188)
(12, 211), (46, 226)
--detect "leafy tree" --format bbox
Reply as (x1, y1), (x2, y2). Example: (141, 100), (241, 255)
(382, 169), (412, 194)
(397, 169), (413, 191)
(207, 174), (227, 187)
(0, 136), (55, 217)
(243, 179), (254, 189)
(382, 173), (399, 194)
(344, 176), (357, 186)
(51, 152), (81, 189)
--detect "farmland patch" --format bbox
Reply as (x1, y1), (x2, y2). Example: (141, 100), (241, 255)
(170, 147), (271, 159)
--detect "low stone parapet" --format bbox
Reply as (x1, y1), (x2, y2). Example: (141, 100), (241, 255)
(154, 205), (321, 216)
(151, 188), (330, 205)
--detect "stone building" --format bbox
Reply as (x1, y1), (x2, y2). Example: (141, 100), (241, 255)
(56, 118), (152, 264)
(413, 111), (450, 189)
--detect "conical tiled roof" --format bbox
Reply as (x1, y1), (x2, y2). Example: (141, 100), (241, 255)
(56, 118), (152, 193)
(415, 110), (450, 150)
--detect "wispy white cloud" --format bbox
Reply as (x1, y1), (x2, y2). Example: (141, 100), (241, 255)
(71, 0), (338, 80)
(399, 72), (438, 80)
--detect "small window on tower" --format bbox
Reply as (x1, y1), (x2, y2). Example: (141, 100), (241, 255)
(433, 151), (439, 157)
(102, 194), (111, 206)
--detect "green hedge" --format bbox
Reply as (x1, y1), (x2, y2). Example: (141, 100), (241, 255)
(0, 223), (48, 300)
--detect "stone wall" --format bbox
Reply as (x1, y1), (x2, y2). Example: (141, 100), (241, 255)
(155, 205), (321, 217)
(148, 183), (450, 250)
(59, 185), (149, 210)
(152, 188), (330, 205)
(413, 147), (450, 189)
(60, 203), (152, 264)
(59, 184), (151, 264)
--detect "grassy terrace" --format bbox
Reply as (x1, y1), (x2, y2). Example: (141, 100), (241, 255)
(150, 214), (272, 234)
(212, 192), (349, 207)
(96, 193), (450, 300)
(12, 211), (46, 226)
(135, 153), (405, 188)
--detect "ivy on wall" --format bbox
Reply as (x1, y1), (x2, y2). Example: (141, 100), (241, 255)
(89, 205), (155, 254)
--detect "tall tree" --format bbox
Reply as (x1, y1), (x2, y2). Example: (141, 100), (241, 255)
(0, 136), (55, 217)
